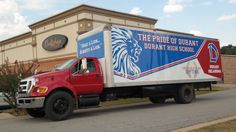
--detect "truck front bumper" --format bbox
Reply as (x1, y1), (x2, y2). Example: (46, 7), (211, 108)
(17, 97), (45, 108)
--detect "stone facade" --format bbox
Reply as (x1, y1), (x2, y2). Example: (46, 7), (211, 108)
(0, 4), (156, 72)
(0, 5), (157, 64)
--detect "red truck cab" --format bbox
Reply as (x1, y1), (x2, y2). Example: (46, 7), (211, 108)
(17, 57), (103, 120)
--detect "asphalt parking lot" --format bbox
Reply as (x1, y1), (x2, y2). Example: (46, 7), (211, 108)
(0, 84), (236, 132)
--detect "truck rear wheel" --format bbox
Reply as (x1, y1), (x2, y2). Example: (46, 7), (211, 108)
(26, 108), (45, 118)
(149, 97), (166, 104)
(45, 91), (74, 121)
(174, 84), (194, 104)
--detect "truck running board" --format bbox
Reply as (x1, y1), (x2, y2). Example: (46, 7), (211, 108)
(78, 95), (100, 107)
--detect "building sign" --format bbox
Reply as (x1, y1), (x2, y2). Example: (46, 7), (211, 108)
(42, 34), (68, 51)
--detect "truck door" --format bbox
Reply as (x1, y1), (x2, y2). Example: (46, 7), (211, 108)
(70, 59), (103, 95)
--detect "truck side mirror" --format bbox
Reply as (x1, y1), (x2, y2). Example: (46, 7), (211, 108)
(34, 69), (38, 75)
(81, 58), (87, 71)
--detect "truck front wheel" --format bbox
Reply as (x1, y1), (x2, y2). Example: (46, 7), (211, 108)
(45, 91), (74, 121)
(26, 108), (45, 118)
(174, 84), (194, 104)
(149, 97), (166, 104)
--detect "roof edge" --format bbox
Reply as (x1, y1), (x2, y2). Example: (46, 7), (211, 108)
(29, 4), (157, 29)
(0, 32), (32, 45)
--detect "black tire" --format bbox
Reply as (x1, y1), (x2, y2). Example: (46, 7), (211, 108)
(174, 84), (194, 104)
(26, 108), (45, 118)
(149, 97), (166, 104)
(45, 91), (74, 121)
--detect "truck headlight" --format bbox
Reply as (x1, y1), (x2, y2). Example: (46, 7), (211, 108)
(36, 86), (48, 94)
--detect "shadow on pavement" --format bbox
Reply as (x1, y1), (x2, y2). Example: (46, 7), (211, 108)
(18, 93), (228, 122)
(71, 101), (176, 119)
(20, 101), (177, 122)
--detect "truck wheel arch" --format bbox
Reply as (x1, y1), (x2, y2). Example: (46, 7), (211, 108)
(45, 87), (78, 108)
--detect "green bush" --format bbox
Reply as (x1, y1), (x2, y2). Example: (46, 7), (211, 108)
(0, 59), (38, 109)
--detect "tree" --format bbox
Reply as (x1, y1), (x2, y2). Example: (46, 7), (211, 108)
(0, 59), (38, 109)
(221, 44), (236, 55)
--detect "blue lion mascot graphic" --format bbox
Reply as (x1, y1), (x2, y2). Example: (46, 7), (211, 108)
(111, 27), (142, 79)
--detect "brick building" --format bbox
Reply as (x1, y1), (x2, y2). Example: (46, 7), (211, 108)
(221, 55), (236, 83)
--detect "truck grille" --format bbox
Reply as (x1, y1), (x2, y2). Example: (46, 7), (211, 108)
(19, 80), (32, 93)
(17, 77), (36, 97)
(20, 81), (27, 85)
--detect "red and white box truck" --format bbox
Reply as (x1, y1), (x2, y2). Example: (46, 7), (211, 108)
(17, 25), (223, 120)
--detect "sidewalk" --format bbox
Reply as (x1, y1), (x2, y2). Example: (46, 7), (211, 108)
(172, 115), (236, 132)
(0, 113), (14, 120)
(213, 83), (236, 89)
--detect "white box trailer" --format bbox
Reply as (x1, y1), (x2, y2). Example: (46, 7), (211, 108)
(77, 24), (223, 89)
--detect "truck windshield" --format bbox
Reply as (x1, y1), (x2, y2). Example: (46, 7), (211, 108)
(55, 59), (77, 71)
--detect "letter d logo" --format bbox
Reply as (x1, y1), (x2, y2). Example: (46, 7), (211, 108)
(208, 43), (219, 63)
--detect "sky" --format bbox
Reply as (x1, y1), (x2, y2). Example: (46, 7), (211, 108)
(0, 0), (235, 46)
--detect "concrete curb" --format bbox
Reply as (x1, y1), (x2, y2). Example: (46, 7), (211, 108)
(171, 115), (236, 132)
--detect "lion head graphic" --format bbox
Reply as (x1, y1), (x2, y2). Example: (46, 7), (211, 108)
(111, 27), (142, 78)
